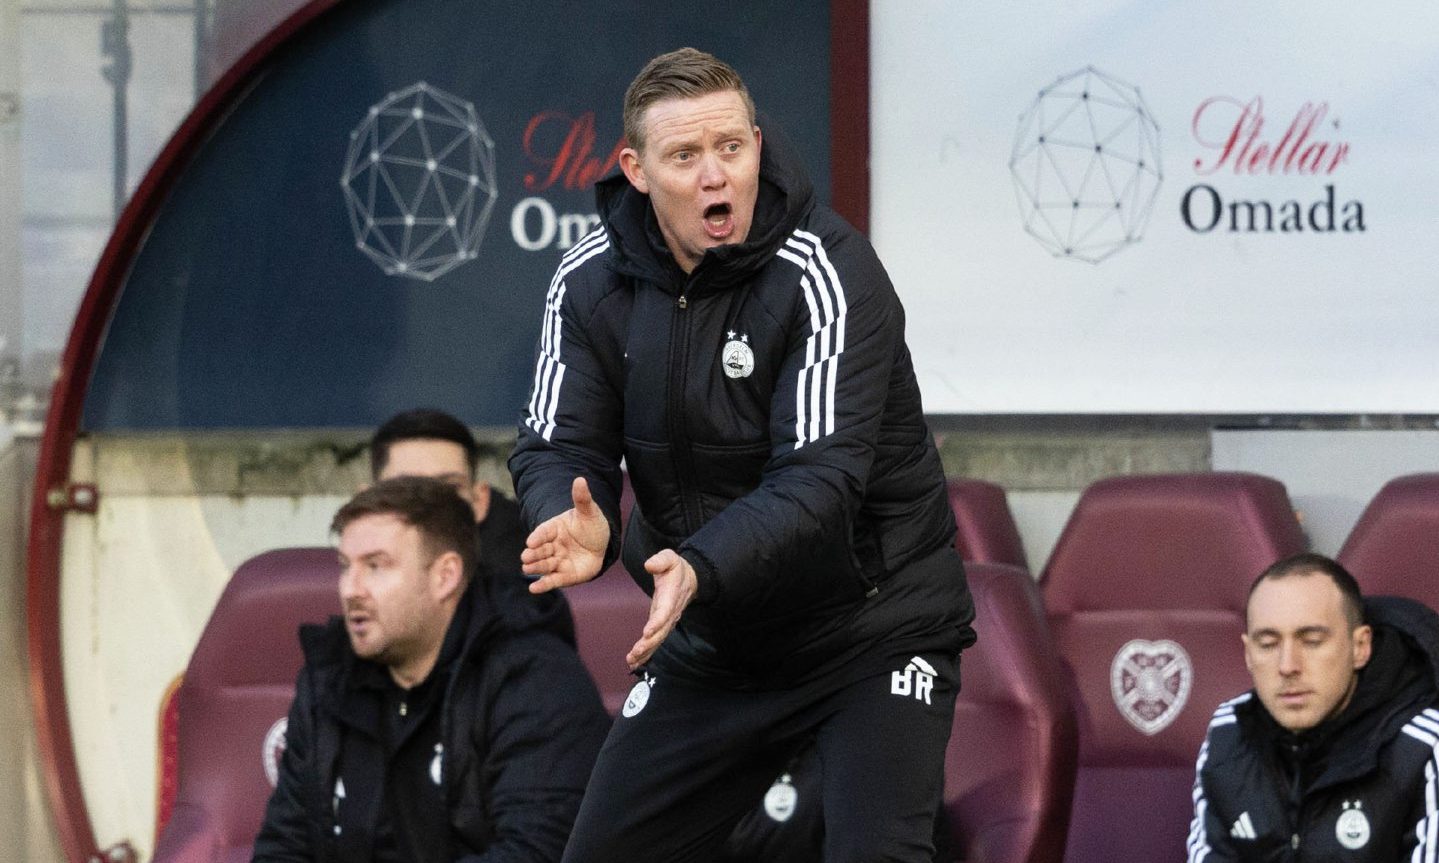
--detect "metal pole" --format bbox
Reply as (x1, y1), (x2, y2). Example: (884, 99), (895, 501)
(101, 0), (131, 219)
(193, 0), (206, 97)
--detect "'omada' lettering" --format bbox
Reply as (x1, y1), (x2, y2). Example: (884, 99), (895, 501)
(1181, 184), (1365, 233)
(511, 197), (601, 251)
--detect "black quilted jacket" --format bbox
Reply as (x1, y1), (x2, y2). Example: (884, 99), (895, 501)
(510, 125), (973, 686)
(1189, 597), (1439, 862)
(252, 584), (608, 862)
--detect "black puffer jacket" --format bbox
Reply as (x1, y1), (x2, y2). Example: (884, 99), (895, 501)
(477, 492), (576, 647)
(1188, 596), (1439, 862)
(252, 581), (609, 862)
(509, 124), (973, 685)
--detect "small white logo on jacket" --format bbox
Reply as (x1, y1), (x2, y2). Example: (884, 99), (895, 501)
(622, 674), (654, 718)
(1229, 811), (1256, 839)
(722, 331), (755, 379)
(891, 656), (937, 705)
(332, 776), (346, 836)
(763, 774), (798, 822)
(1336, 800), (1370, 850)
(262, 716), (288, 788)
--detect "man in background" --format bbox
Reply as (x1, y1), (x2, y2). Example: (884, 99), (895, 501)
(253, 477), (607, 861)
(372, 409), (837, 860)
(371, 408), (573, 644)
(1189, 552), (1439, 861)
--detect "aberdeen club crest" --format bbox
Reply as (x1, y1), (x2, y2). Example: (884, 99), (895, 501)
(722, 331), (754, 379)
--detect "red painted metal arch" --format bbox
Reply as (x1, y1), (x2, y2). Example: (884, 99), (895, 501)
(25, 3), (343, 858)
(23, 3), (869, 858)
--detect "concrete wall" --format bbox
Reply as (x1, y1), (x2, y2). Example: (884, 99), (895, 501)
(1, 429), (65, 863)
(3, 5), (66, 859)
(0, 431), (28, 858)
(934, 417), (1211, 568)
(1213, 428), (1439, 556)
(0, 0), (19, 367)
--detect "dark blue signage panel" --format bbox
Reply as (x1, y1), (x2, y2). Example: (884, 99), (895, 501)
(84, 0), (832, 429)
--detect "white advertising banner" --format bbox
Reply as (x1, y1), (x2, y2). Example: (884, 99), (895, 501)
(873, 2), (1439, 413)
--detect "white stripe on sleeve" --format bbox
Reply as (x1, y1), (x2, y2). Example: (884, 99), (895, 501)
(1404, 709), (1439, 863)
(524, 230), (608, 441)
(780, 229), (848, 450)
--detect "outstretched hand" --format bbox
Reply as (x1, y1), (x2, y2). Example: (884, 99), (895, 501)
(522, 477), (610, 594)
(627, 549), (698, 670)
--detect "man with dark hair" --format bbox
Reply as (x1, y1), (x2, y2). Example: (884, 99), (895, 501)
(370, 408), (486, 511)
(510, 47), (974, 862)
(371, 408), (574, 644)
(252, 477), (608, 863)
(1188, 552), (1439, 862)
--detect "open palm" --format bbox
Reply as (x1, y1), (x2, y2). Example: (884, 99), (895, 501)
(523, 476), (610, 593)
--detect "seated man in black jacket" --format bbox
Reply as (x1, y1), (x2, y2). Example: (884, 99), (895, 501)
(252, 477), (609, 862)
(1188, 552), (1439, 862)
(371, 408), (574, 644)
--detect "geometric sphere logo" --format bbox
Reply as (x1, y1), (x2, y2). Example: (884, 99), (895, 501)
(1010, 66), (1163, 264)
(341, 82), (499, 282)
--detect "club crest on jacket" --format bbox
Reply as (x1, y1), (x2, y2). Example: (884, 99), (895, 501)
(764, 774), (798, 821)
(722, 331), (755, 379)
(1336, 800), (1370, 850)
(623, 675), (653, 718)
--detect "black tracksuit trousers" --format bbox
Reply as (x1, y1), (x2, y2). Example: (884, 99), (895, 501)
(561, 643), (960, 863)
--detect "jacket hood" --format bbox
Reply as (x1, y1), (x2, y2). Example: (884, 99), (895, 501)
(1343, 596), (1439, 736)
(593, 111), (816, 293)
(1276, 595), (1439, 791)
(1365, 594), (1439, 691)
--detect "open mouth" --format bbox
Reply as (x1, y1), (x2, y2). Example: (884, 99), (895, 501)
(703, 203), (734, 238)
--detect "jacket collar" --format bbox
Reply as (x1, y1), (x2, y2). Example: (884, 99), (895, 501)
(302, 580), (498, 703)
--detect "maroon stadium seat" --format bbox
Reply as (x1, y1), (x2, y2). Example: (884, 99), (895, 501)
(152, 547), (339, 863)
(1039, 473), (1305, 863)
(944, 562), (1077, 863)
(947, 478), (1029, 569)
(1338, 473), (1439, 605)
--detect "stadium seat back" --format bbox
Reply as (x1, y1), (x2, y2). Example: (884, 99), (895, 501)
(947, 478), (1030, 570)
(944, 562), (1077, 863)
(153, 547), (339, 863)
(1339, 473), (1439, 605)
(1040, 473), (1305, 863)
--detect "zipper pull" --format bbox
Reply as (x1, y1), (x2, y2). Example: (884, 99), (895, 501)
(677, 294), (688, 309)
(399, 700), (408, 717)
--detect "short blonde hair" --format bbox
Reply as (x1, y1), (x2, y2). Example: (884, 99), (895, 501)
(622, 47), (755, 153)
